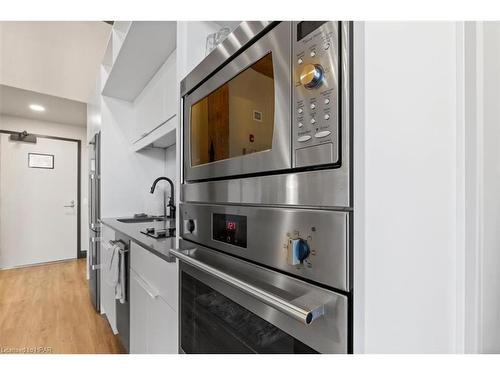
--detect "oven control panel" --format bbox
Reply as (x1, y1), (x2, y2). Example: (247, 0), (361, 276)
(212, 213), (247, 248)
(180, 203), (350, 292)
(292, 21), (340, 168)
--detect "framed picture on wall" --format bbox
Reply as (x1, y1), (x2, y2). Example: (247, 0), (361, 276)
(28, 153), (54, 169)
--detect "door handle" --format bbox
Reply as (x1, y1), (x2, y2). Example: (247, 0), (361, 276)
(64, 200), (75, 208)
(90, 223), (101, 230)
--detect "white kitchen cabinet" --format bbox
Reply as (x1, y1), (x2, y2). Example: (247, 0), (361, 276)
(130, 242), (178, 353)
(100, 225), (118, 334)
(102, 21), (176, 102)
(133, 50), (177, 143)
(130, 270), (151, 354)
(145, 278), (178, 354)
(130, 242), (178, 308)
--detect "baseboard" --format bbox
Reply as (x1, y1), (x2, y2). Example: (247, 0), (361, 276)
(0, 257), (77, 271)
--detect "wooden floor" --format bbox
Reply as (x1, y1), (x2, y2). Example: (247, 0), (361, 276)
(0, 259), (124, 354)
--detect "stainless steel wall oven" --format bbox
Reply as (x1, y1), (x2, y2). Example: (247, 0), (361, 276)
(174, 21), (353, 354)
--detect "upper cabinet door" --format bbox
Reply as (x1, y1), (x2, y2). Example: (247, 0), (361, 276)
(134, 51), (177, 142)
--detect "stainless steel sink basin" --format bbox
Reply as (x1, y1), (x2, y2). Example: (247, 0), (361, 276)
(117, 217), (165, 223)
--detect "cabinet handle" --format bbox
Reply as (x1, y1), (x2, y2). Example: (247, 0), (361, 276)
(131, 270), (159, 299)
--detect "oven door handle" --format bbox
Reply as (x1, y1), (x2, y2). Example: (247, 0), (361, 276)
(169, 247), (325, 325)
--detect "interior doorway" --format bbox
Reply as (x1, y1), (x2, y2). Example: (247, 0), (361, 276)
(0, 130), (81, 269)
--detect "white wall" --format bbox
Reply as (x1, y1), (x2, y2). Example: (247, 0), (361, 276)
(354, 22), (462, 353)
(176, 22), (226, 82)
(0, 22), (110, 103)
(165, 145), (176, 188)
(479, 21), (500, 354)
(0, 114), (88, 251)
(100, 95), (166, 218)
(87, 77), (102, 141)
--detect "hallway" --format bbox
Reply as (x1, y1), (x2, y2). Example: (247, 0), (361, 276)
(0, 259), (124, 354)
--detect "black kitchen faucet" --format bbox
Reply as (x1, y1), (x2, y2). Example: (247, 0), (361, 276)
(150, 177), (175, 219)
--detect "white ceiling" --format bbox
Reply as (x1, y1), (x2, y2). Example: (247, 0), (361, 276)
(0, 85), (86, 126)
(0, 21), (111, 103)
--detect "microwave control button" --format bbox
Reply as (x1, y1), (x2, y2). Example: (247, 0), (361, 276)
(299, 64), (324, 89)
(310, 118), (316, 125)
(310, 50), (316, 57)
(315, 130), (331, 138)
(324, 114), (330, 120)
(297, 135), (312, 143)
(310, 103), (316, 110)
(298, 57), (303, 64)
(298, 122), (303, 128)
(324, 98), (330, 105)
(298, 107), (303, 114)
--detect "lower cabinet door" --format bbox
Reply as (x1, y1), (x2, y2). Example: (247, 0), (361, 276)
(100, 226), (117, 333)
(130, 271), (149, 354)
(148, 296), (178, 354)
(130, 268), (178, 354)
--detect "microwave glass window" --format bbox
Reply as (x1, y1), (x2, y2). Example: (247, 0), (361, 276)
(190, 53), (275, 167)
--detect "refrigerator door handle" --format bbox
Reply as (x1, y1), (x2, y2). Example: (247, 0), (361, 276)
(90, 223), (101, 230)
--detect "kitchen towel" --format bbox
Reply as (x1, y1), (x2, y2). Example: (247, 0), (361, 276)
(103, 241), (120, 287)
(116, 247), (126, 304)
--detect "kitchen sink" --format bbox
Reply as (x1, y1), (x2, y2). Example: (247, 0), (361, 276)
(117, 217), (165, 223)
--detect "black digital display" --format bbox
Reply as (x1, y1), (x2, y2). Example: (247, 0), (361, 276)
(212, 213), (247, 248)
(297, 21), (327, 41)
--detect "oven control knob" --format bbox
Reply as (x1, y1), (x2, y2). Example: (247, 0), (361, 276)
(289, 238), (311, 265)
(299, 64), (324, 89)
(186, 219), (195, 233)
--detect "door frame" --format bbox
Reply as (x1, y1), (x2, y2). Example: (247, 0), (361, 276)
(0, 129), (83, 259)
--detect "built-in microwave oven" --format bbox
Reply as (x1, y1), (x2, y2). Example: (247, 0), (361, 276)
(181, 21), (347, 183)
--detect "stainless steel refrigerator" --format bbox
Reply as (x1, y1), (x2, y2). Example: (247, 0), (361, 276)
(88, 132), (101, 311)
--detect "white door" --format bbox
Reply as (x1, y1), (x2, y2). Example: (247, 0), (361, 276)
(0, 134), (78, 269)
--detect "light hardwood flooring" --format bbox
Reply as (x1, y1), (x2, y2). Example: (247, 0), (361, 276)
(0, 259), (124, 354)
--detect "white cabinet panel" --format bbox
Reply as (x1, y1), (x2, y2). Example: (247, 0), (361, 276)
(100, 225), (118, 333)
(130, 242), (178, 353)
(149, 295), (178, 354)
(130, 242), (178, 311)
(130, 271), (149, 354)
(133, 50), (177, 142)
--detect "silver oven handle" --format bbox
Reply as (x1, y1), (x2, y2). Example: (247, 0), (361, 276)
(169, 248), (324, 325)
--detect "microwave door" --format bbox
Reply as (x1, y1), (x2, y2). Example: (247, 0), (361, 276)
(183, 21), (292, 182)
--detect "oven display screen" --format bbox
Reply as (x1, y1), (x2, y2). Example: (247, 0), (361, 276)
(213, 213), (247, 248)
(226, 221), (237, 231)
(297, 21), (327, 41)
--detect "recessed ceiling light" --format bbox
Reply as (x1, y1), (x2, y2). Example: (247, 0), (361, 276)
(29, 104), (45, 112)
